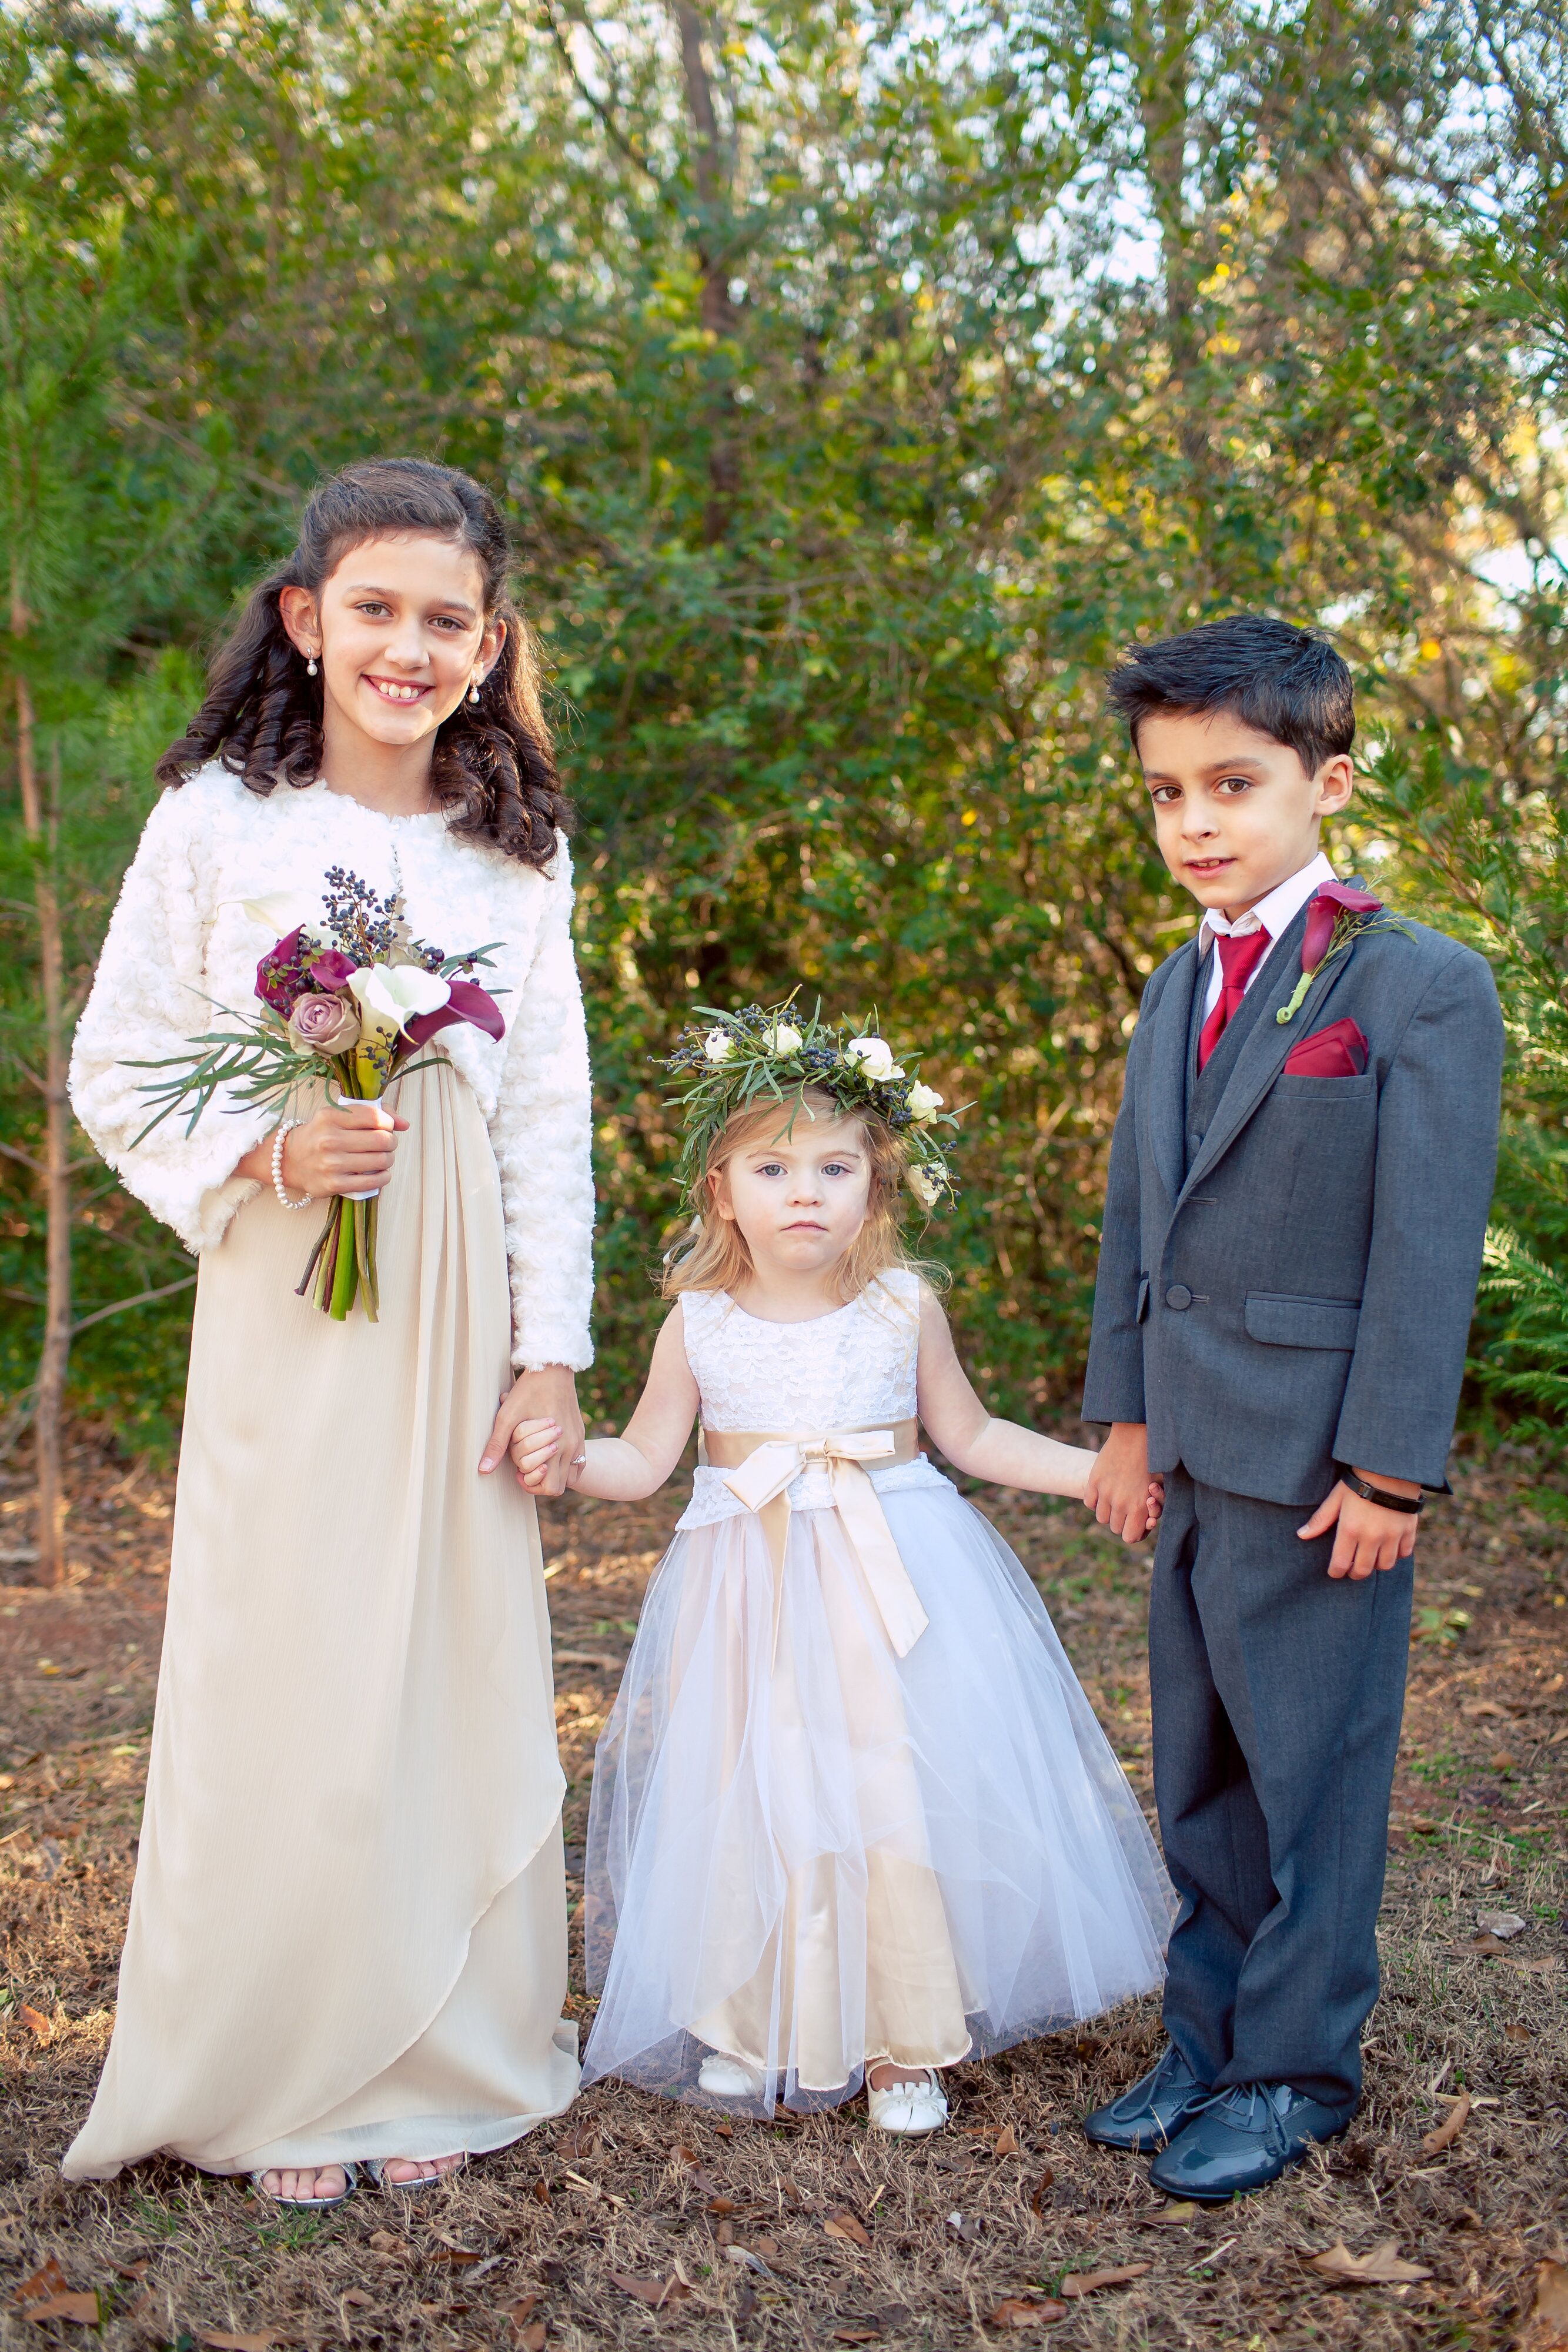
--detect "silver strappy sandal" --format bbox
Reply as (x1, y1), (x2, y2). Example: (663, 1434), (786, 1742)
(250, 2160), (358, 2209)
(365, 2153), (468, 2193)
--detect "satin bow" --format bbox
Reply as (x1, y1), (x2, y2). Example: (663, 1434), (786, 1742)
(718, 1429), (931, 1659)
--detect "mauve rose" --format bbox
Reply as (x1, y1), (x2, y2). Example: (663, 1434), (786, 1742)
(286, 992), (362, 1056)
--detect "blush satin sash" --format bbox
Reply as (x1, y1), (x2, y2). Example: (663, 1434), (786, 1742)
(699, 1420), (929, 1659)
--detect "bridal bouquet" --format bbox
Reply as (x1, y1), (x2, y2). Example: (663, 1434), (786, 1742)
(129, 868), (504, 1321)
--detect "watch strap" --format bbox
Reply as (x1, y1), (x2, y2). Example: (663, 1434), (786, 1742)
(1339, 1468), (1423, 1515)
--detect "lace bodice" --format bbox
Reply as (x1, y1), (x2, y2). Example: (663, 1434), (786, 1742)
(681, 1272), (921, 1431)
(677, 1271), (946, 1528)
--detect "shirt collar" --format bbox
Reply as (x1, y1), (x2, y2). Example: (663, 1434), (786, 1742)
(1199, 850), (1337, 956)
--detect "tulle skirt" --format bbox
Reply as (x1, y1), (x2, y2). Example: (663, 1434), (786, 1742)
(581, 1465), (1174, 2114)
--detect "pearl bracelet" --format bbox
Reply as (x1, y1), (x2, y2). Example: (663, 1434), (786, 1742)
(272, 1120), (313, 1210)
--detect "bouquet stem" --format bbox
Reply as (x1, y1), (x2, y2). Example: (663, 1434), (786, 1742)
(328, 1201), (361, 1320)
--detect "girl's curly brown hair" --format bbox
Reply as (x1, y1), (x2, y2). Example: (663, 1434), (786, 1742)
(156, 457), (570, 868)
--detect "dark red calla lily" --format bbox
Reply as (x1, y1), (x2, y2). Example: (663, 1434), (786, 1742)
(256, 927), (310, 1015)
(405, 978), (506, 1047)
(307, 947), (358, 990)
(1302, 880), (1383, 975)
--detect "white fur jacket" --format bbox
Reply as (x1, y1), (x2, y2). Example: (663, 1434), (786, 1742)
(69, 764), (595, 1372)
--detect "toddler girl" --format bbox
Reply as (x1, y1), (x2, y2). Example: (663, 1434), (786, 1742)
(511, 1005), (1173, 2133)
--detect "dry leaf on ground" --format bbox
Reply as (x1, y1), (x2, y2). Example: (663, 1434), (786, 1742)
(1455, 1933), (1512, 1956)
(1141, 2201), (1200, 2226)
(367, 2230), (410, 2258)
(14, 2258), (70, 2310)
(17, 2003), (53, 2044)
(198, 2333), (287, 2351)
(824, 2209), (871, 2246)
(1059, 2264), (1151, 2296)
(1476, 1909), (1527, 1937)
(987, 2297), (1068, 2328)
(1306, 2240), (1433, 2285)
(1519, 2259), (1568, 2352)
(993, 2123), (1021, 2157)
(21, 2293), (99, 2326)
(1422, 2090), (1472, 2153)
(608, 2270), (691, 2307)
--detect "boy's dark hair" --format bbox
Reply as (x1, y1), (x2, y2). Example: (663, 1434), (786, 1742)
(1106, 616), (1355, 776)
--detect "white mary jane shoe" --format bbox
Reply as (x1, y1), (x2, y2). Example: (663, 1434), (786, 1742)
(697, 2052), (765, 2099)
(867, 2068), (948, 2136)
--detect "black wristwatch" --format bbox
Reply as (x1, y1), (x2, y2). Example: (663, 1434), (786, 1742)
(1338, 1468), (1423, 1515)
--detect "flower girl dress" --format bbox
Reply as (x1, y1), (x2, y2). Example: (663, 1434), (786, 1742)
(581, 1271), (1174, 2114)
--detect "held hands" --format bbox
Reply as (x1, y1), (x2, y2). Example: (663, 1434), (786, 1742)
(1298, 1469), (1421, 1579)
(1082, 1423), (1165, 1545)
(479, 1367), (585, 1498)
(507, 1416), (570, 1492)
(278, 1099), (409, 1198)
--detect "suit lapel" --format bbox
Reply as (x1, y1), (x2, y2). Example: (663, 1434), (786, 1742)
(1144, 938), (1200, 1205)
(1178, 903), (1354, 1202)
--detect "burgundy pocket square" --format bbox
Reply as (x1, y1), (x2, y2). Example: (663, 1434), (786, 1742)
(1283, 1017), (1369, 1078)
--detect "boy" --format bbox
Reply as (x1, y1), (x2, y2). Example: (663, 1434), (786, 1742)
(1080, 616), (1503, 2200)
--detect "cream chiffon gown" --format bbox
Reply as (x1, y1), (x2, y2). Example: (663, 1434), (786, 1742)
(64, 1060), (579, 2177)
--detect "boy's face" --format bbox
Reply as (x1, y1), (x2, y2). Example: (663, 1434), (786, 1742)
(1136, 710), (1354, 920)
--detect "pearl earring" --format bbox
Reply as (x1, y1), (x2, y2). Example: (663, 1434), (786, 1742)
(468, 674), (482, 704)
(306, 652), (319, 677)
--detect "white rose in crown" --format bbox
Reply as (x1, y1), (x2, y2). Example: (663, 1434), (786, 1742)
(845, 1035), (900, 1081)
(703, 1027), (735, 1063)
(907, 1162), (947, 1207)
(907, 1080), (944, 1123)
(768, 1021), (804, 1055)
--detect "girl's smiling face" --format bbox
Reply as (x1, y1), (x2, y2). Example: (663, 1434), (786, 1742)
(279, 532), (506, 766)
(711, 1111), (873, 1288)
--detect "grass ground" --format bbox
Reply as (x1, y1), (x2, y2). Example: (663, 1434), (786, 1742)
(1, 1430), (1564, 2350)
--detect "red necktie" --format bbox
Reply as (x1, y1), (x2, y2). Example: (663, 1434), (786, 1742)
(1198, 927), (1272, 1070)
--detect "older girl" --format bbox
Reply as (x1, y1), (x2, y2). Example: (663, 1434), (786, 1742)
(66, 460), (590, 2202)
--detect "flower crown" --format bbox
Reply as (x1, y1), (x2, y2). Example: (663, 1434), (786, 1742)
(663, 998), (961, 1209)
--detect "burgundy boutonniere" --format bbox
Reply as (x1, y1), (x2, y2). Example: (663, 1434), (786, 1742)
(1276, 880), (1390, 1026)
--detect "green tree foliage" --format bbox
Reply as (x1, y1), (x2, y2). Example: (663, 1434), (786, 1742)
(1, 0), (1562, 1454)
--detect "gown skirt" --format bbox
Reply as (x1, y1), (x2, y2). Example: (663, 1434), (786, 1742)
(582, 1461), (1175, 2114)
(63, 1059), (580, 2179)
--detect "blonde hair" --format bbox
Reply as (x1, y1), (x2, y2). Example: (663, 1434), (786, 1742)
(661, 1085), (940, 1304)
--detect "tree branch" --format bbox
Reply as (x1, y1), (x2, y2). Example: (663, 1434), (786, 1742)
(70, 1274), (198, 1338)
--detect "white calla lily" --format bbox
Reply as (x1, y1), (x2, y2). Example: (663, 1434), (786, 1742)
(349, 962), (451, 1035)
(235, 892), (322, 942)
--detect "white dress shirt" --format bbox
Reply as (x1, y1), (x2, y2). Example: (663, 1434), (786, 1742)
(1198, 850), (1337, 1021)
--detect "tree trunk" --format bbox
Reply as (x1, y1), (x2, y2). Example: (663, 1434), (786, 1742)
(1129, 0), (1206, 469)
(674, 0), (740, 538)
(14, 678), (71, 1587)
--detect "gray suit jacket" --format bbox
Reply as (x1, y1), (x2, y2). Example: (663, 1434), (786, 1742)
(1082, 903), (1505, 1508)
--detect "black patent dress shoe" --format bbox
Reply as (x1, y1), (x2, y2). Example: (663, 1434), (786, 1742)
(1147, 2081), (1350, 2201)
(1082, 2043), (1211, 2153)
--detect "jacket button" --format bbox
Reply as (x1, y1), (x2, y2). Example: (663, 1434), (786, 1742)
(1165, 1284), (1193, 1310)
